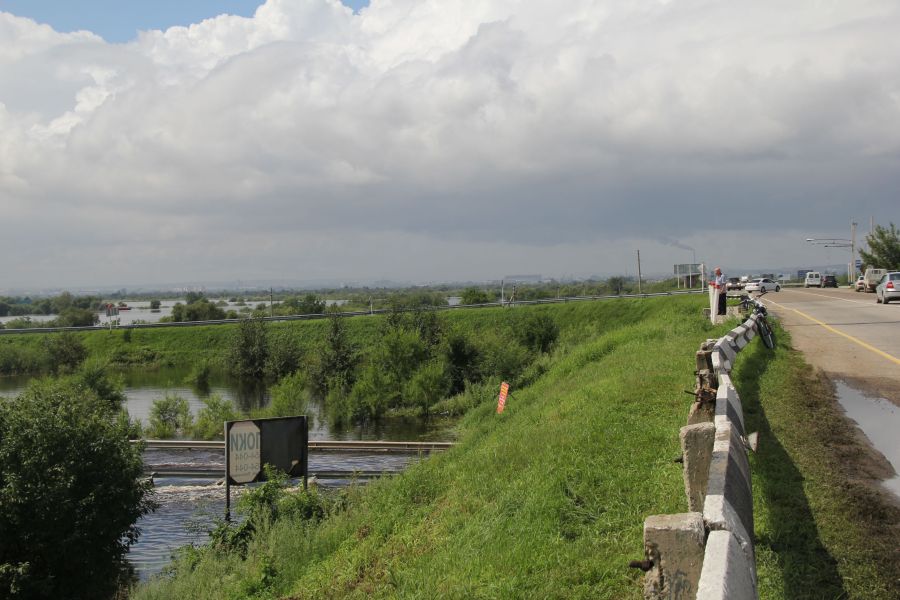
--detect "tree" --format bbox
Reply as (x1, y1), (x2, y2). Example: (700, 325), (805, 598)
(228, 317), (269, 380)
(43, 331), (87, 372)
(147, 393), (193, 438)
(0, 379), (155, 599)
(461, 287), (492, 305)
(859, 223), (900, 271)
(149, 299), (161, 310)
(313, 311), (358, 396)
(54, 307), (97, 327)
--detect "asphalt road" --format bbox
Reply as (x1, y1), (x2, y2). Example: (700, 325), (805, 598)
(760, 286), (900, 405)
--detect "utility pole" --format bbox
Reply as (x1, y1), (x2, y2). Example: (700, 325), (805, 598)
(851, 219), (858, 280)
(637, 250), (643, 295)
(269, 288), (274, 318)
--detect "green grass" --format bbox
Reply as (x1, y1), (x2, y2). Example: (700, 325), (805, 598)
(114, 297), (898, 598)
(134, 297), (720, 599)
(733, 327), (900, 599)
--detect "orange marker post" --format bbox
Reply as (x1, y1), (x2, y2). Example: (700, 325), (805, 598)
(497, 381), (510, 414)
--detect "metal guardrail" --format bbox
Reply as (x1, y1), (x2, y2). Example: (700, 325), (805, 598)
(139, 439), (454, 453)
(145, 467), (396, 479)
(0, 289), (705, 335)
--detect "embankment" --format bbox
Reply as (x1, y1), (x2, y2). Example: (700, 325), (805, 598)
(121, 296), (898, 598)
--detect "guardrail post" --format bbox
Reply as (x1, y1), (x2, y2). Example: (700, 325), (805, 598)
(680, 423), (716, 512)
(641, 512), (706, 600)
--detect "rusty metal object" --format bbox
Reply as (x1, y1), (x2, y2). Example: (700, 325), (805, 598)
(629, 559), (653, 572)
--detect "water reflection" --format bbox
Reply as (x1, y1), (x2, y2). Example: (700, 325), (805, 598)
(834, 381), (900, 499)
(2, 366), (448, 441)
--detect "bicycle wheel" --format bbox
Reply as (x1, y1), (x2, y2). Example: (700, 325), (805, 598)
(758, 317), (775, 349)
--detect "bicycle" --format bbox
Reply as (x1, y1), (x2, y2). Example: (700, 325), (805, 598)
(740, 291), (775, 349)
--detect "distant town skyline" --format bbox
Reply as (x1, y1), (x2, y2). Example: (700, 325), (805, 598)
(0, 1), (897, 288)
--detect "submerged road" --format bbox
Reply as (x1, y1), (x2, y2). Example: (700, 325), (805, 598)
(760, 287), (900, 405)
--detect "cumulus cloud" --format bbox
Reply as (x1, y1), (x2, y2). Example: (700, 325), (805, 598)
(0, 0), (898, 287)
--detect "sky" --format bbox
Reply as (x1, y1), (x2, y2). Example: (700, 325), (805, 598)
(0, 0), (898, 290)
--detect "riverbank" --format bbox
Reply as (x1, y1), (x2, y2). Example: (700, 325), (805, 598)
(131, 296), (899, 599)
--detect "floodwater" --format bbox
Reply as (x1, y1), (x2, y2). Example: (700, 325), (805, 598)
(135, 449), (423, 580)
(0, 367), (449, 579)
(833, 381), (900, 499)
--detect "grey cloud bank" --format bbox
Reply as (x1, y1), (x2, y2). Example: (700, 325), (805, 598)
(1, 0), (898, 288)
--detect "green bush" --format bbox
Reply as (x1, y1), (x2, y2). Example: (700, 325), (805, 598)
(311, 313), (358, 397)
(258, 371), (309, 418)
(461, 287), (493, 305)
(227, 318), (269, 380)
(443, 330), (481, 394)
(0, 379), (155, 599)
(404, 360), (450, 415)
(147, 393), (193, 438)
(516, 313), (559, 353)
(42, 331), (87, 373)
(191, 394), (240, 440)
(266, 329), (302, 380)
(74, 361), (126, 410)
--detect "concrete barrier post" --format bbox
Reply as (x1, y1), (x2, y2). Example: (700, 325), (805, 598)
(642, 512), (706, 600)
(680, 423), (716, 511)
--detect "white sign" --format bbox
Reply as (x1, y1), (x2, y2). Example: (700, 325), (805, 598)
(228, 420), (261, 484)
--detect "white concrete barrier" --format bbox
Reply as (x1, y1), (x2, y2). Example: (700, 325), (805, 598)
(639, 308), (763, 600)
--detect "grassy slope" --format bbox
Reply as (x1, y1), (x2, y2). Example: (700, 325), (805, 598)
(134, 297), (900, 599)
(136, 297), (712, 599)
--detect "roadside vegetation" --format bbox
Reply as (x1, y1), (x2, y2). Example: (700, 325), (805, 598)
(0, 372), (154, 599)
(125, 296), (899, 599)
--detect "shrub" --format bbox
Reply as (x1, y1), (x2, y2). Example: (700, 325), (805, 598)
(260, 371), (310, 418)
(192, 394), (240, 440)
(443, 330), (481, 394)
(42, 331), (87, 373)
(461, 287), (493, 305)
(266, 329), (302, 379)
(404, 360), (450, 415)
(516, 313), (559, 353)
(0, 379), (155, 599)
(74, 361), (126, 411)
(311, 313), (358, 396)
(147, 393), (192, 438)
(227, 318), (269, 380)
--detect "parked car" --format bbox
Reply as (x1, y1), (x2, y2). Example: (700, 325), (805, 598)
(863, 268), (887, 292)
(804, 272), (822, 287)
(745, 278), (781, 293)
(855, 275), (866, 291)
(822, 275), (838, 288)
(875, 272), (900, 304)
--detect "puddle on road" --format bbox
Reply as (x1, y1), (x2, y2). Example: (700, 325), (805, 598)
(834, 381), (900, 499)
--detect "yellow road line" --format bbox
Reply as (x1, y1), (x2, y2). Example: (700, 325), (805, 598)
(764, 298), (900, 366)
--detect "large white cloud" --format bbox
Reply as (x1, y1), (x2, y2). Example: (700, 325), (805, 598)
(0, 0), (898, 288)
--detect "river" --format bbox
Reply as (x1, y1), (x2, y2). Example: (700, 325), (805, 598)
(0, 367), (449, 579)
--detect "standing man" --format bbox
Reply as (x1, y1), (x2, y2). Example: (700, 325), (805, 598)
(714, 267), (727, 315)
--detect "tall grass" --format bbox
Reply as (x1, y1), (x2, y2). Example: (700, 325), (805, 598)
(135, 297), (714, 599)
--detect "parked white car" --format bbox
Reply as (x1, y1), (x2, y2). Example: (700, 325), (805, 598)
(804, 272), (822, 288)
(854, 275), (866, 292)
(745, 278), (781, 293)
